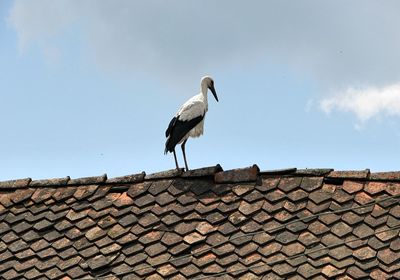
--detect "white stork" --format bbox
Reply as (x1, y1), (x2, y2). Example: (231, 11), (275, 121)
(165, 76), (218, 171)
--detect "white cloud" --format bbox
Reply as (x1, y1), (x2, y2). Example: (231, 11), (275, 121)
(7, 0), (75, 52)
(6, 0), (400, 89)
(320, 83), (400, 122)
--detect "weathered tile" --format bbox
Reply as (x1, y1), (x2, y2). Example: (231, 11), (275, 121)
(236, 242), (258, 257)
(73, 184), (98, 200)
(308, 221), (329, 236)
(107, 224), (129, 239)
(377, 248), (398, 265)
(138, 213), (160, 228)
(272, 262), (296, 277)
(139, 231), (164, 245)
(309, 189), (332, 204)
(329, 245), (353, 260)
(353, 246), (376, 261)
(300, 177), (323, 192)
(1, 168), (400, 279)
(278, 177), (302, 193)
(331, 221), (353, 237)
(87, 255), (112, 270)
(205, 212), (225, 224)
(11, 189), (35, 204)
(239, 200), (263, 216)
(196, 221), (217, 235)
(258, 242), (282, 257)
(297, 263), (320, 278)
(346, 265), (369, 278)
(155, 192), (175, 206)
(184, 232), (206, 245)
(258, 177), (279, 192)
(107, 172), (145, 184)
(135, 194), (155, 208)
(180, 264), (201, 277)
(215, 165), (259, 183)
(85, 226), (106, 241)
(282, 242), (305, 256)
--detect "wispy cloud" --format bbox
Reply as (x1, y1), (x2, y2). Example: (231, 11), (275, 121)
(7, 0), (74, 52)
(6, 1), (400, 87)
(320, 83), (400, 122)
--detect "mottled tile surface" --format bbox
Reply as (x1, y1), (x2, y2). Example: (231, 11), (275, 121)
(0, 168), (399, 279)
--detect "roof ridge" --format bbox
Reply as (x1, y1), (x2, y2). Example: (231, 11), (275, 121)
(1, 165), (400, 189)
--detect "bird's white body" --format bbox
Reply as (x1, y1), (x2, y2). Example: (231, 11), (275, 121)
(165, 76), (218, 171)
(175, 83), (210, 143)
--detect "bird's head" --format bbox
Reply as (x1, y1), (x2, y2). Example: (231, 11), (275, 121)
(201, 76), (218, 102)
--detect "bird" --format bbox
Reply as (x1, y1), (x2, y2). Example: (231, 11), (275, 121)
(165, 76), (219, 171)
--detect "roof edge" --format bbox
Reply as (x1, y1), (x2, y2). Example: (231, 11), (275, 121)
(215, 164), (259, 183)
(260, 167), (297, 176)
(370, 171), (400, 182)
(295, 168), (334, 176)
(68, 174), (107, 185)
(327, 169), (370, 180)
(3, 167), (400, 189)
(0, 178), (31, 189)
(182, 164), (223, 178)
(145, 168), (184, 180)
(107, 172), (146, 184)
(30, 176), (70, 187)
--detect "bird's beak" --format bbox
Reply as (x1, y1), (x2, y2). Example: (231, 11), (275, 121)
(209, 84), (219, 102)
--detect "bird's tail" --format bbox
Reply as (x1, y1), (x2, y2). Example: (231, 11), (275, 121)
(164, 137), (171, 155)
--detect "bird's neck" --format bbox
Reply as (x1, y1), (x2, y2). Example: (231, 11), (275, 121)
(200, 83), (209, 111)
(200, 83), (208, 99)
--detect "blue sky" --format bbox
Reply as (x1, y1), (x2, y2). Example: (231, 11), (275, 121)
(1, 1), (400, 180)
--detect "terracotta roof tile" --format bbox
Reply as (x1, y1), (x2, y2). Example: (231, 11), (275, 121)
(267, 189), (286, 203)
(331, 221), (353, 237)
(87, 254), (111, 270)
(353, 246), (376, 261)
(377, 247), (398, 265)
(238, 200), (263, 216)
(107, 172), (145, 184)
(257, 177), (279, 193)
(278, 177), (302, 193)
(308, 220), (330, 236)
(180, 264), (202, 278)
(0, 178), (31, 189)
(370, 171), (400, 181)
(347, 265), (369, 278)
(182, 165), (223, 178)
(386, 183), (400, 195)
(11, 189), (35, 204)
(297, 263), (320, 278)
(228, 211), (247, 225)
(213, 243), (235, 257)
(1, 167), (400, 279)
(309, 189), (332, 204)
(145, 168), (183, 180)
(328, 170), (370, 179)
(215, 165), (259, 183)
(300, 177), (323, 192)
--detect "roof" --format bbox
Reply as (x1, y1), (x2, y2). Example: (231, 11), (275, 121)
(0, 165), (400, 279)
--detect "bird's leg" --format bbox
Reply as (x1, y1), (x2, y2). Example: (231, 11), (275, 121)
(173, 149), (180, 170)
(181, 139), (189, 171)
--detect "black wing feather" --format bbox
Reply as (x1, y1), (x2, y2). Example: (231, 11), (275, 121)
(165, 117), (177, 137)
(164, 115), (204, 154)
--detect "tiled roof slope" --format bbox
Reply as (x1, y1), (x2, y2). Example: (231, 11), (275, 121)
(0, 165), (400, 280)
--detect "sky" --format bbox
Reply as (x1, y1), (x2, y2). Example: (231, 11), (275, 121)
(1, 0), (400, 181)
